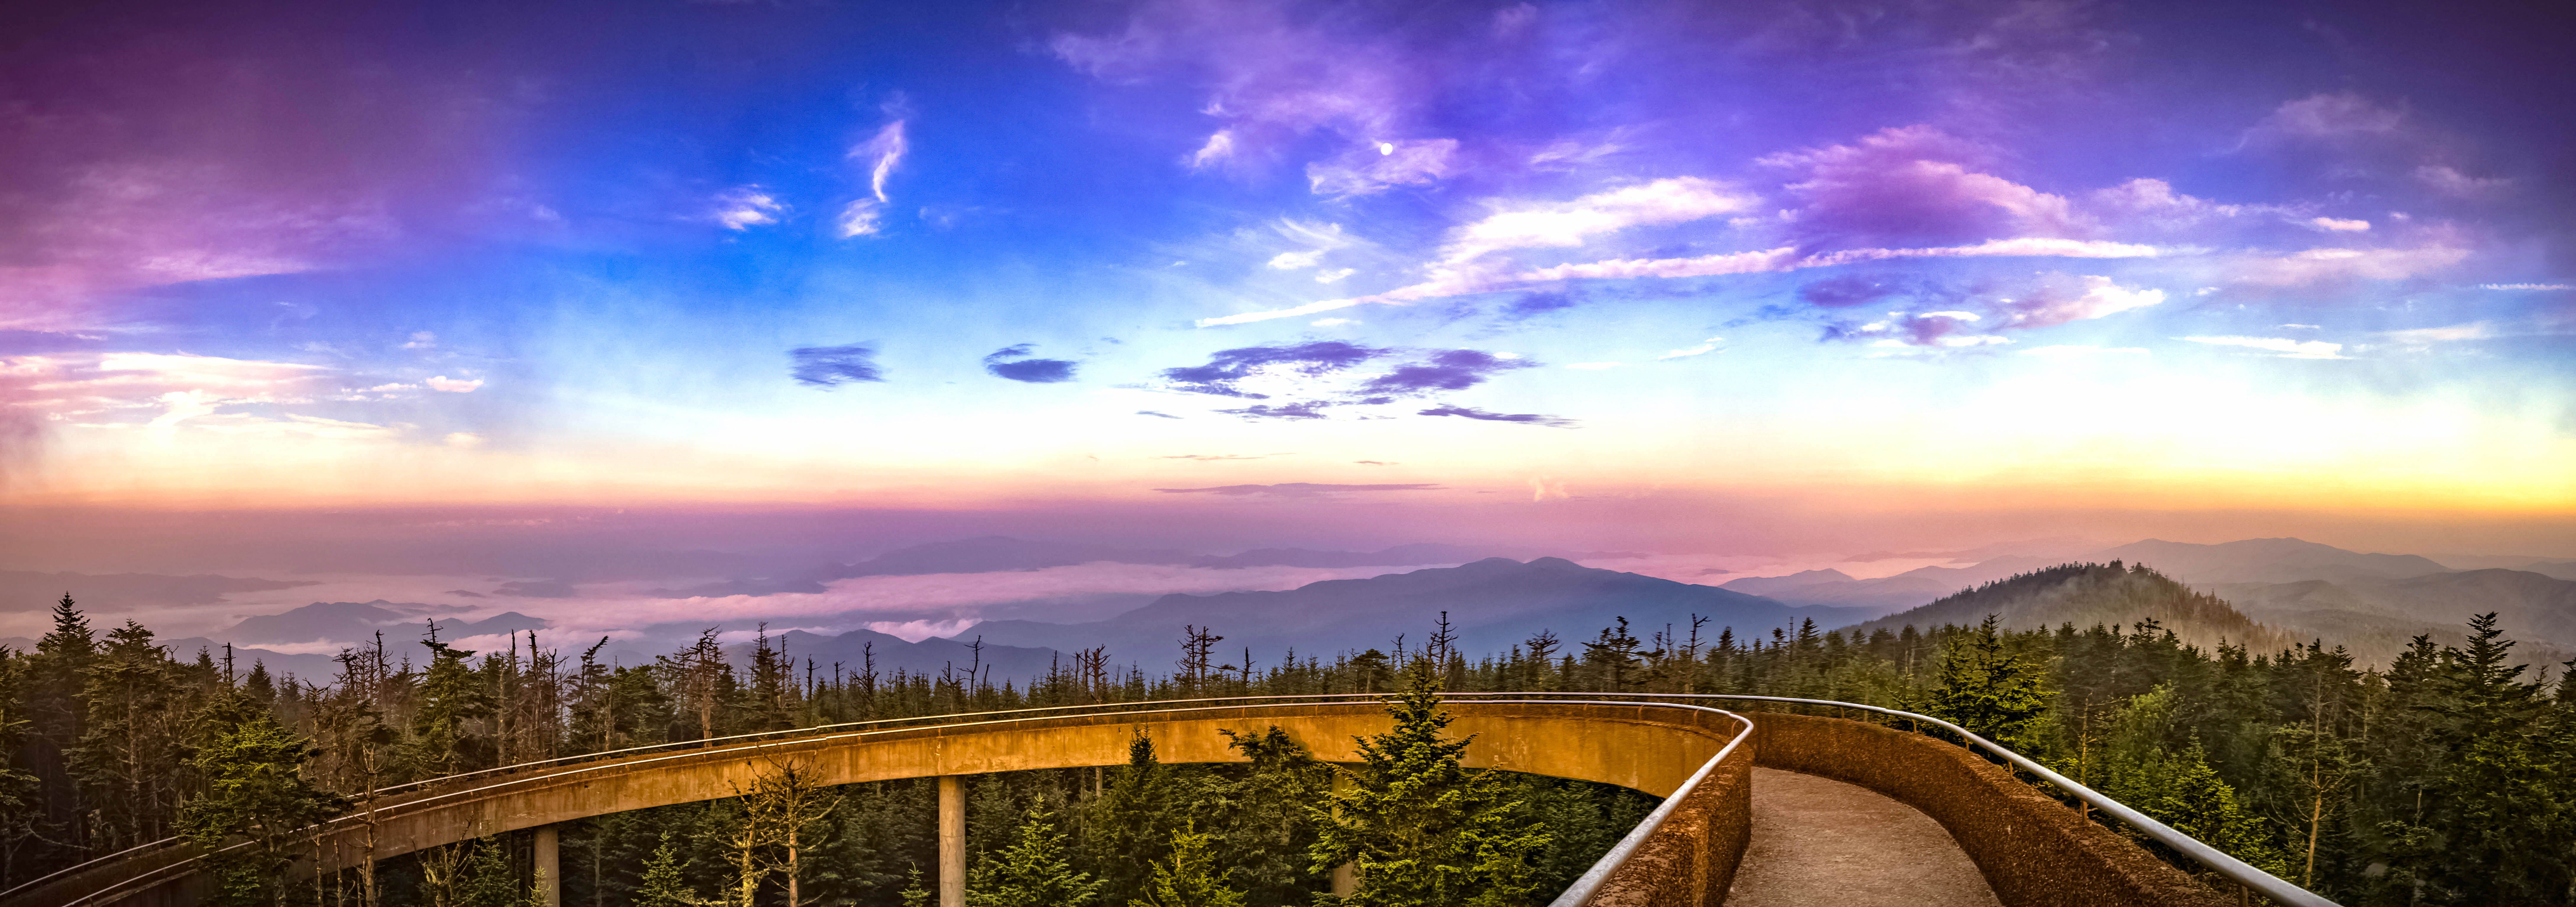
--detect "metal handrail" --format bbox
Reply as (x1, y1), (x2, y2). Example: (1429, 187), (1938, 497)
(8, 693), (1753, 907)
(0, 689), (1437, 900)
(1545, 703), (1754, 906)
(1512, 692), (2341, 907)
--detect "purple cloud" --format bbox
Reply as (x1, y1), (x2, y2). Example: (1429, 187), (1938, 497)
(1798, 276), (1903, 308)
(1216, 402), (1335, 421)
(1762, 126), (2086, 248)
(790, 343), (886, 386)
(982, 344), (1079, 383)
(1161, 341), (1385, 398)
(1417, 405), (1574, 428)
(1358, 349), (1535, 397)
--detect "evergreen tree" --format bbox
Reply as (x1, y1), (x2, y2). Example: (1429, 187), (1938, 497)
(177, 690), (347, 907)
(1132, 822), (1245, 907)
(1929, 615), (2046, 744)
(967, 806), (1102, 907)
(1311, 666), (1549, 907)
(635, 830), (702, 907)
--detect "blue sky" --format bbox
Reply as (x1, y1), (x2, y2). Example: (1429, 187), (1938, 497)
(0, 0), (2569, 557)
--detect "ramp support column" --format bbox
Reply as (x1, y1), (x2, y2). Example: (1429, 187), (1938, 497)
(939, 775), (965, 907)
(532, 824), (560, 907)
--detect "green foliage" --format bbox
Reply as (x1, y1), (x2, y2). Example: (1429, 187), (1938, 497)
(1929, 615), (2048, 745)
(177, 690), (345, 907)
(1131, 822), (1245, 907)
(967, 806), (1103, 907)
(1310, 666), (1550, 907)
(636, 832), (701, 907)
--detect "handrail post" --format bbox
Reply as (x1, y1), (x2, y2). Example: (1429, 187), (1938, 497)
(938, 776), (965, 907)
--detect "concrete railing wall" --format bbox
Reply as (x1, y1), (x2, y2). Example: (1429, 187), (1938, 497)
(1746, 712), (2230, 907)
(10, 699), (1751, 907)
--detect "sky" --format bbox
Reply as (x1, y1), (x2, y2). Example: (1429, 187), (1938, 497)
(3, 0), (2573, 585)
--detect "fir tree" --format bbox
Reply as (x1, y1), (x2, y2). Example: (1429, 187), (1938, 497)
(177, 690), (346, 907)
(1311, 666), (1549, 907)
(1132, 822), (1245, 907)
(967, 806), (1102, 907)
(635, 832), (701, 907)
(1929, 615), (2047, 744)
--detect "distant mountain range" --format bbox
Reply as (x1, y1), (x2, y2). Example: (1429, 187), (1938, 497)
(644, 536), (1611, 598)
(962, 557), (1860, 668)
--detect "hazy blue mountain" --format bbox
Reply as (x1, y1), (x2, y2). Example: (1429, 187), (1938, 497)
(1718, 569), (1856, 596)
(961, 557), (1856, 671)
(1, 570), (316, 612)
(2098, 538), (2451, 585)
(2426, 554), (2576, 581)
(2215, 568), (2576, 655)
(651, 536), (1518, 598)
(1720, 557), (2058, 617)
(762, 628), (1062, 684)
(221, 600), (548, 646)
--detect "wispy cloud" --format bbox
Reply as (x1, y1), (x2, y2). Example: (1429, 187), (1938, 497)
(425, 375), (483, 393)
(2383, 322), (2491, 344)
(1658, 337), (1724, 359)
(790, 343), (887, 386)
(1443, 177), (1757, 263)
(982, 344), (1078, 383)
(1417, 405), (1574, 427)
(713, 186), (785, 230)
(840, 119), (908, 238)
(1151, 483), (1442, 497)
(2181, 335), (2348, 359)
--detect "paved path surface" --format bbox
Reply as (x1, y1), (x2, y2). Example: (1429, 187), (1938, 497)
(1726, 767), (2003, 907)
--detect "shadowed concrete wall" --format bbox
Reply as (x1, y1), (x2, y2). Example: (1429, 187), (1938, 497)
(16, 701), (1748, 907)
(1746, 712), (2230, 907)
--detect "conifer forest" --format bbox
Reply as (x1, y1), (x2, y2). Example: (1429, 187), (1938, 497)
(2, 562), (2572, 907)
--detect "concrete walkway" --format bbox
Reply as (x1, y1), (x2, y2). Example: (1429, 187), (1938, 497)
(1726, 767), (2003, 907)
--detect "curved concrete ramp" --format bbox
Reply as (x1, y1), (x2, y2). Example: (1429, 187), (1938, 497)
(1728, 768), (2001, 907)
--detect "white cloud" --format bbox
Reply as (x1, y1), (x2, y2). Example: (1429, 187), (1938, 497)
(2417, 165), (2507, 197)
(2308, 217), (2370, 232)
(2481, 283), (2572, 291)
(2233, 246), (2468, 285)
(2384, 322), (2491, 344)
(838, 200), (885, 238)
(1520, 247), (1799, 283)
(713, 186), (785, 230)
(2281, 323), (2322, 329)
(2181, 335), (2348, 359)
(855, 121), (907, 202)
(1314, 267), (1355, 283)
(401, 331), (437, 350)
(1919, 311), (1980, 321)
(1306, 139), (1459, 196)
(365, 382), (417, 393)
(1309, 317), (1356, 327)
(147, 390), (219, 429)
(842, 120), (908, 238)
(1658, 337), (1725, 359)
(444, 432), (485, 448)
(1443, 177), (1758, 263)
(1996, 276), (2164, 328)
(1188, 130), (1237, 169)
(1798, 237), (2164, 267)
(1264, 220), (1352, 272)
(2020, 345), (2149, 358)
(1564, 362), (1622, 370)
(426, 375), (484, 393)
